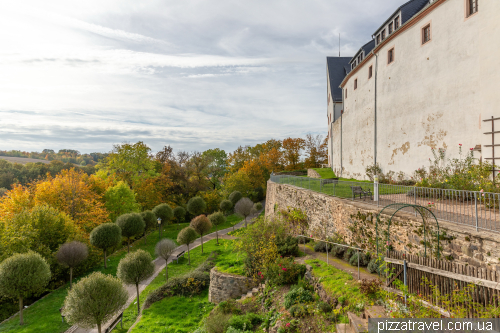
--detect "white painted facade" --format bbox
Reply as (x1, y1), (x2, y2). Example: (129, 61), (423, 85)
(327, 0), (499, 180)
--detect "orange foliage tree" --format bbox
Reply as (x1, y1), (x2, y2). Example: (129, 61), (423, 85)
(33, 169), (110, 235)
(282, 137), (306, 170)
(304, 134), (328, 168)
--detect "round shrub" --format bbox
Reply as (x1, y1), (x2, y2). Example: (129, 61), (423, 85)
(253, 202), (263, 211)
(140, 210), (157, 232)
(153, 203), (173, 223)
(331, 244), (346, 257)
(177, 227), (199, 264)
(90, 223), (122, 268)
(289, 304), (307, 317)
(349, 252), (370, 267)
(228, 191), (242, 205)
(219, 200), (233, 214)
(367, 257), (384, 274)
(343, 248), (355, 262)
(276, 235), (299, 257)
(173, 206), (186, 224)
(208, 211), (226, 244)
(228, 315), (252, 331)
(155, 238), (177, 281)
(205, 312), (231, 333)
(234, 197), (254, 227)
(116, 213), (145, 252)
(190, 215), (212, 253)
(187, 197), (206, 216)
(56, 241), (88, 289)
(317, 301), (332, 313)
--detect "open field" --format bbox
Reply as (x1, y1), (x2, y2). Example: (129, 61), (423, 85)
(0, 156), (50, 165)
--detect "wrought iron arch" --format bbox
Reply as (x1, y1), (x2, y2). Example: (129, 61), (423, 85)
(376, 203), (440, 259)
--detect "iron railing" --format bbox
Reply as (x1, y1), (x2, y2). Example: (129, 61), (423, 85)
(269, 174), (500, 232)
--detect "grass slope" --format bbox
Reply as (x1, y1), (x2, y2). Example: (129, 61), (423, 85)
(0, 215), (243, 333)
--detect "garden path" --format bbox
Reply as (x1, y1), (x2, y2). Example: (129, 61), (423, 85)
(295, 246), (379, 281)
(68, 205), (264, 333)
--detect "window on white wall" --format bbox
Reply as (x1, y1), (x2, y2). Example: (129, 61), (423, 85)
(382, 30), (386, 40)
(467, 0), (478, 16)
(354, 79), (358, 90)
(368, 66), (373, 79)
(395, 16), (400, 29)
(422, 24), (431, 44)
(388, 48), (395, 64)
(389, 22), (394, 34)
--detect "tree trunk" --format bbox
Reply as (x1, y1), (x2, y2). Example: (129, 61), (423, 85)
(19, 297), (23, 325)
(97, 323), (101, 333)
(70, 267), (73, 290)
(104, 249), (108, 269)
(127, 239), (130, 253)
(201, 234), (204, 254)
(165, 260), (168, 281)
(136, 283), (140, 314)
(245, 216), (248, 228)
(187, 244), (191, 265)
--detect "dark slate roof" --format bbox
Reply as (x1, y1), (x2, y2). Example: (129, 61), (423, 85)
(373, 0), (429, 36)
(350, 40), (376, 64)
(327, 57), (351, 101)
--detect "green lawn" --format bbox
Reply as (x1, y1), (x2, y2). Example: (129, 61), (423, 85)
(0, 215), (243, 333)
(125, 239), (237, 333)
(312, 168), (336, 179)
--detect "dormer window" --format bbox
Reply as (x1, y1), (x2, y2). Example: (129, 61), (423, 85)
(382, 30), (386, 40)
(376, 34), (381, 44)
(389, 22), (394, 34)
(395, 16), (400, 29)
(467, 0), (478, 17)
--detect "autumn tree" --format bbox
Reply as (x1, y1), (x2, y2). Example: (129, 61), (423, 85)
(304, 134), (328, 168)
(223, 170), (253, 197)
(104, 181), (140, 222)
(202, 148), (228, 189)
(190, 215), (212, 254)
(282, 137), (306, 170)
(97, 141), (157, 187)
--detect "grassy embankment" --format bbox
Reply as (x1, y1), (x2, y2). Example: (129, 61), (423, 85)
(0, 215), (243, 333)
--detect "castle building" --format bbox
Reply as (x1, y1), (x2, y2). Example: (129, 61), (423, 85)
(327, 0), (499, 180)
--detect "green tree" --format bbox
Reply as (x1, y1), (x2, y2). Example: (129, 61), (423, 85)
(187, 196), (206, 216)
(0, 252), (51, 325)
(173, 206), (186, 230)
(56, 241), (88, 289)
(202, 148), (228, 189)
(97, 141), (157, 186)
(116, 213), (145, 252)
(117, 250), (155, 314)
(208, 211), (226, 245)
(104, 181), (140, 222)
(155, 239), (176, 281)
(234, 197), (255, 228)
(140, 210), (157, 244)
(152, 203), (173, 232)
(220, 199), (233, 216)
(228, 191), (242, 205)
(90, 223), (122, 268)
(176, 227), (199, 265)
(190, 215), (212, 254)
(254, 202), (263, 211)
(63, 272), (128, 333)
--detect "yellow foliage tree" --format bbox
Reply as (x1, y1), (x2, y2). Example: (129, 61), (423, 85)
(33, 169), (110, 235)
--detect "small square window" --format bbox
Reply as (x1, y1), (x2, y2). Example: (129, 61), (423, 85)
(377, 35), (381, 44)
(468, 0), (478, 16)
(389, 22), (394, 34)
(345, 89), (348, 99)
(395, 16), (400, 29)
(388, 48), (394, 64)
(382, 30), (386, 40)
(422, 24), (431, 44)
(368, 66), (373, 79)
(354, 79), (358, 90)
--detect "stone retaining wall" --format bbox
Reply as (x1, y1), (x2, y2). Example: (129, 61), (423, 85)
(266, 181), (500, 272)
(307, 169), (321, 178)
(208, 267), (255, 304)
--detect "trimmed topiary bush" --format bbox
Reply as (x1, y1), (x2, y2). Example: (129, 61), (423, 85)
(0, 252), (51, 326)
(56, 241), (88, 289)
(116, 213), (145, 252)
(208, 211), (226, 245)
(155, 238), (176, 281)
(253, 202), (263, 211)
(220, 200), (233, 215)
(187, 196), (206, 216)
(117, 249), (155, 314)
(140, 210), (157, 241)
(177, 227), (199, 264)
(228, 191), (242, 205)
(63, 272), (128, 333)
(234, 197), (255, 227)
(173, 206), (186, 228)
(90, 223), (122, 268)
(153, 203), (173, 228)
(190, 215), (212, 254)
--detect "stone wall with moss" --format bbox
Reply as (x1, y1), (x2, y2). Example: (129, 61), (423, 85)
(266, 180), (500, 272)
(208, 267), (255, 304)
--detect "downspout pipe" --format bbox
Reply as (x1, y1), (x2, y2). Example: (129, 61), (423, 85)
(374, 52), (378, 169)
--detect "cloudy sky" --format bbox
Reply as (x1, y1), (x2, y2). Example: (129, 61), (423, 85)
(0, 0), (406, 154)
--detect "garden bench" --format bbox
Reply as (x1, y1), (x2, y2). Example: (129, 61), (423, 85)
(104, 312), (123, 333)
(174, 250), (185, 263)
(320, 178), (339, 191)
(350, 186), (372, 201)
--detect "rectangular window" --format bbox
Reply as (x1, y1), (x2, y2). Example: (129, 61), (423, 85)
(395, 16), (400, 29)
(468, 0), (478, 16)
(368, 66), (373, 79)
(377, 34), (381, 44)
(389, 22), (394, 34)
(382, 30), (386, 40)
(354, 79), (358, 90)
(422, 24), (431, 44)
(345, 89), (348, 99)
(388, 48), (394, 64)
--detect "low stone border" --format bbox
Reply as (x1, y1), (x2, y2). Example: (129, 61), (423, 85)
(208, 267), (256, 304)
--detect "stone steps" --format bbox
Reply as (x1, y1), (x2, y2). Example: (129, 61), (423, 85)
(336, 306), (387, 333)
(238, 284), (264, 302)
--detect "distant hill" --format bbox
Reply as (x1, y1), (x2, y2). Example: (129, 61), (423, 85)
(0, 156), (51, 165)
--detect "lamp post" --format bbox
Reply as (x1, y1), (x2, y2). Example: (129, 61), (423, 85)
(157, 217), (162, 241)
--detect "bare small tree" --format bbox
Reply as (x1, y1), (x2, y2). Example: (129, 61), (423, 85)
(208, 211), (226, 245)
(56, 241), (88, 289)
(234, 197), (255, 227)
(177, 227), (199, 265)
(155, 239), (176, 281)
(190, 215), (212, 254)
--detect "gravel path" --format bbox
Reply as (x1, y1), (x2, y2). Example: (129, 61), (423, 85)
(68, 206), (264, 333)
